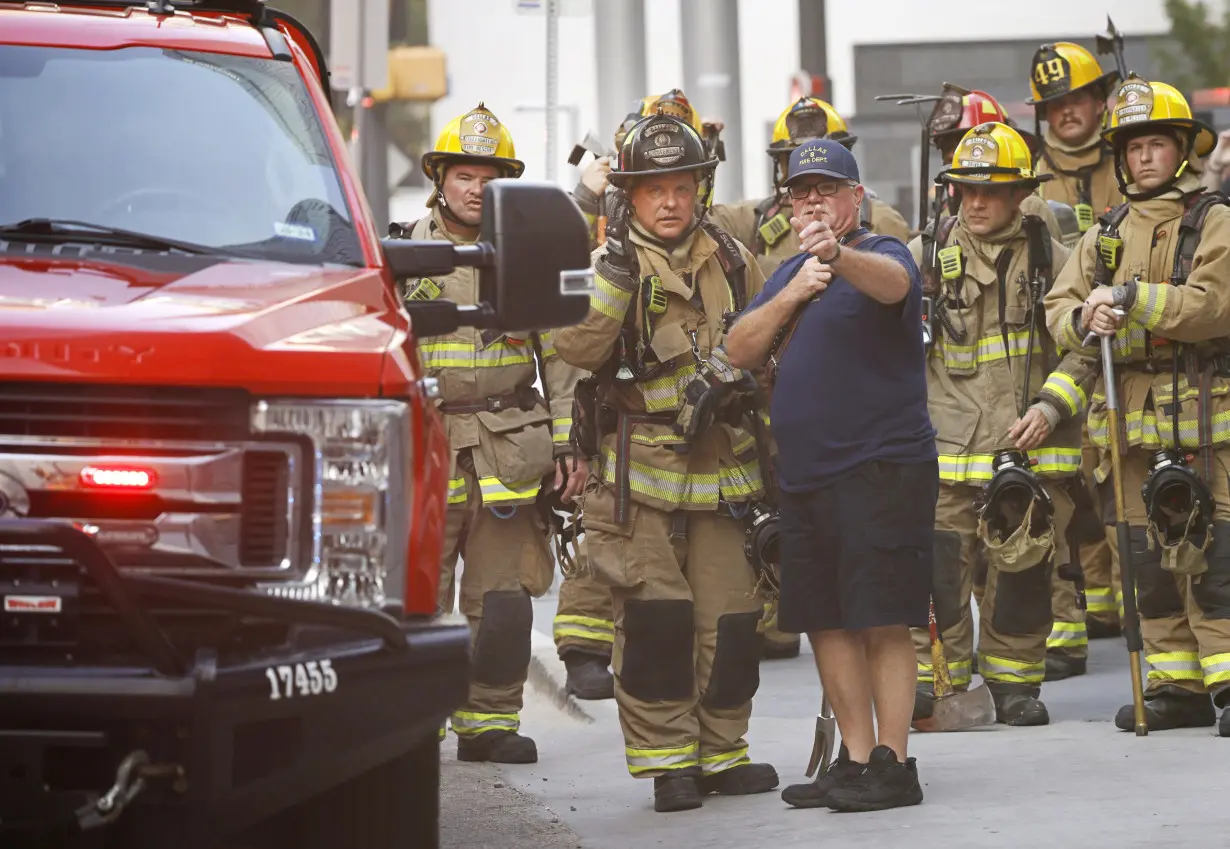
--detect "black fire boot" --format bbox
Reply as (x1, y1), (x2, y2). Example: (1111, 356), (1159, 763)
(697, 762), (778, 796)
(913, 684), (934, 722)
(781, 744), (865, 809)
(1220, 707), (1230, 738)
(1115, 686), (1215, 732)
(1086, 617), (1121, 640)
(762, 637), (801, 660)
(456, 730), (538, 764)
(986, 682), (1050, 726)
(827, 746), (923, 813)
(654, 768), (703, 813)
(1044, 652), (1088, 682)
(562, 651), (615, 700)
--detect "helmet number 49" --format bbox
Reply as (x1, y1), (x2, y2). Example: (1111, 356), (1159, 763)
(1034, 58), (1067, 87)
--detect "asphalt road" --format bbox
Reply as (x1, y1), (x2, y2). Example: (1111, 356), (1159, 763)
(435, 590), (1230, 849)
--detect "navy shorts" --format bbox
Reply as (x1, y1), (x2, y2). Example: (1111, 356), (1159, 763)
(777, 459), (938, 633)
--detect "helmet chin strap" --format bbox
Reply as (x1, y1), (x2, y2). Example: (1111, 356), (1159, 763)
(1114, 131), (1195, 201)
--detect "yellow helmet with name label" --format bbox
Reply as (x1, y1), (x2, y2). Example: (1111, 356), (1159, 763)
(942, 122), (1049, 188)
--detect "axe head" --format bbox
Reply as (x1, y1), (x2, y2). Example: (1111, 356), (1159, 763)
(568, 131), (614, 166)
(805, 712), (837, 777)
(1096, 15), (1122, 55)
(910, 683), (997, 732)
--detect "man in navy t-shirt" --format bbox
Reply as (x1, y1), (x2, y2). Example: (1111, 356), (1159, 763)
(726, 139), (937, 813)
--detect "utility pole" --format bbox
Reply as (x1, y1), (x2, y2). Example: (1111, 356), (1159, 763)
(798, 0), (830, 101)
(593, 0), (647, 144)
(545, 0), (560, 182)
(680, 0), (743, 204)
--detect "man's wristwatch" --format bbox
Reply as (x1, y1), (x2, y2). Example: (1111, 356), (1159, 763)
(823, 242), (842, 265)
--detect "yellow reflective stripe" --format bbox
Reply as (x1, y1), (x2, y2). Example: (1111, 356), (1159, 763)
(941, 329), (1041, 370)
(916, 659), (972, 689)
(1146, 651), (1202, 682)
(631, 432), (688, 446)
(477, 477), (542, 504)
(552, 416), (572, 445)
(1055, 307), (1090, 352)
(699, 746), (751, 776)
(626, 742), (699, 775)
(1085, 587), (1116, 613)
(451, 710), (520, 736)
(718, 456), (764, 499)
(553, 615), (615, 643)
(1041, 372), (1086, 417)
(419, 340), (536, 369)
(979, 653), (1044, 685)
(1047, 620), (1088, 649)
(594, 273), (634, 321)
(539, 330), (557, 358)
(1200, 652), (1230, 687)
(937, 448), (1081, 483)
(438, 724), (448, 741)
(642, 363), (697, 413)
(600, 448), (761, 506)
(1129, 282), (1169, 330)
(447, 476), (467, 505)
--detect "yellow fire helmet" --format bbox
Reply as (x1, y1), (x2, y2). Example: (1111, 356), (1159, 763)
(421, 102), (524, 206)
(1101, 76), (1216, 198)
(1027, 41), (1119, 106)
(942, 121), (1050, 189)
(768, 97), (855, 153)
(640, 89), (703, 135)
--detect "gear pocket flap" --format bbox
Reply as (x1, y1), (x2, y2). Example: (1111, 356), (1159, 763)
(927, 397), (980, 454)
(474, 408), (555, 488)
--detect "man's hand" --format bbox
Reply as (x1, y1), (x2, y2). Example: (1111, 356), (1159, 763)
(554, 456), (589, 504)
(793, 218), (840, 263)
(1008, 407), (1053, 451)
(1081, 287), (1123, 337)
(581, 156), (612, 195)
(782, 257), (833, 305)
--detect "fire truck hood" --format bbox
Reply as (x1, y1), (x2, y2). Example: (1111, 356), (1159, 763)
(0, 253), (404, 395)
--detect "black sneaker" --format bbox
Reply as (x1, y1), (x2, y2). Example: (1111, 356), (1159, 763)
(781, 745), (864, 809)
(826, 746), (923, 813)
(654, 769), (703, 813)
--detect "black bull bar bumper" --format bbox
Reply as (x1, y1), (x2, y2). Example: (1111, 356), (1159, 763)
(0, 519), (469, 847)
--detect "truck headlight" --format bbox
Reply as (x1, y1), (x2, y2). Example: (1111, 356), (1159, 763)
(251, 400), (412, 608)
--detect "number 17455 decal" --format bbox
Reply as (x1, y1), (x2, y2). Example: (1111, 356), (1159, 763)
(265, 660), (338, 700)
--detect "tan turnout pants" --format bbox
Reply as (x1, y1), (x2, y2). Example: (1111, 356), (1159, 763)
(583, 478), (764, 779)
(438, 457), (555, 739)
(914, 480), (1074, 692)
(554, 539), (616, 659)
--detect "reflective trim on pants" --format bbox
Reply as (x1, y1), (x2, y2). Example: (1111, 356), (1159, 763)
(553, 614), (615, 644)
(451, 710), (520, 737)
(1085, 587), (1116, 614)
(1146, 651), (1202, 683)
(626, 742), (699, 776)
(1047, 620), (1088, 651)
(979, 653), (1045, 685)
(438, 723), (448, 741)
(917, 659), (973, 690)
(1201, 653), (1230, 688)
(699, 746), (750, 776)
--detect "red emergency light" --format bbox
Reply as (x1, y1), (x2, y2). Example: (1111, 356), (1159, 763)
(80, 465), (157, 490)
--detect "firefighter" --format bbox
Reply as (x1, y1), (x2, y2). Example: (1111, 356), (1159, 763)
(553, 112), (778, 812)
(926, 84), (1066, 242)
(1025, 43), (1128, 667)
(909, 121), (1091, 726)
(1028, 41), (1123, 230)
(1045, 78), (1230, 735)
(705, 96), (910, 662)
(398, 103), (588, 762)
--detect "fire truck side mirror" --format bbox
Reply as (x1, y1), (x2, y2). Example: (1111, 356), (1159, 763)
(477, 179), (594, 333)
(383, 181), (593, 336)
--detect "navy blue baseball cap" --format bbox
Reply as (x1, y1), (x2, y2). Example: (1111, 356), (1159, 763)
(783, 139), (861, 186)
